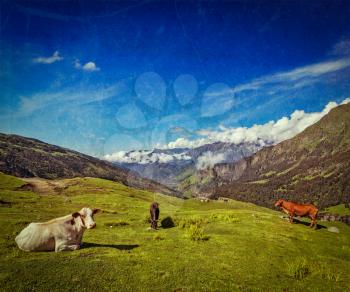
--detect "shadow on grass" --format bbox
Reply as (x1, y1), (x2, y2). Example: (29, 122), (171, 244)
(161, 216), (175, 229)
(82, 242), (139, 250)
(292, 218), (326, 230)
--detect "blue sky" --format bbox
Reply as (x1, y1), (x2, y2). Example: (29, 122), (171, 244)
(1, 1), (350, 157)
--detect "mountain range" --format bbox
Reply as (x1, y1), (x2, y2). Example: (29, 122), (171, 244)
(111, 141), (268, 188)
(186, 103), (350, 208)
(1, 103), (349, 209)
(0, 133), (181, 197)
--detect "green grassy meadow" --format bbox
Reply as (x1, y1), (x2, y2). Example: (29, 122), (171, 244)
(0, 173), (349, 291)
(325, 204), (350, 216)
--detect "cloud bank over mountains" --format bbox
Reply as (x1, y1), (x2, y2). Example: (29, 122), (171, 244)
(166, 98), (350, 149)
(104, 98), (350, 165)
(196, 151), (226, 170)
(104, 150), (191, 164)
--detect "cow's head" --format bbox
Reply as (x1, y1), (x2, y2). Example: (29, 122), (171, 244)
(274, 199), (284, 208)
(151, 202), (159, 209)
(73, 208), (100, 229)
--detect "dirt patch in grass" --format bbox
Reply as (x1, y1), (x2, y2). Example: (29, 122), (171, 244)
(0, 200), (12, 207)
(20, 178), (66, 195)
(104, 221), (130, 227)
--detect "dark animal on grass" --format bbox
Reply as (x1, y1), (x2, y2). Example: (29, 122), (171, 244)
(150, 202), (160, 230)
(275, 199), (318, 228)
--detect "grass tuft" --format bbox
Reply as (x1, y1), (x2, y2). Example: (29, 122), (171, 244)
(315, 264), (341, 282)
(286, 257), (310, 280)
(153, 234), (165, 241)
(211, 213), (240, 223)
(342, 245), (350, 252)
(186, 224), (209, 241)
(176, 217), (206, 228)
(144, 215), (151, 223)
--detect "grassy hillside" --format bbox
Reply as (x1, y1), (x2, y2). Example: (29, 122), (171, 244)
(0, 173), (349, 291)
(325, 204), (350, 216)
(0, 133), (180, 197)
(211, 103), (350, 208)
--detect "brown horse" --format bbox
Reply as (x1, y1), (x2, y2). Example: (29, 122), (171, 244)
(275, 199), (318, 228)
(150, 202), (160, 230)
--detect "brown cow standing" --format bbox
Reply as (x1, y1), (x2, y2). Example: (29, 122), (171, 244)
(275, 199), (318, 228)
(150, 202), (160, 230)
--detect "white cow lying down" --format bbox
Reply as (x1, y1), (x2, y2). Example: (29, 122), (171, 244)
(15, 207), (99, 252)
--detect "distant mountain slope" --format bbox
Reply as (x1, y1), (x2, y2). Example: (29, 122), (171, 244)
(113, 141), (267, 189)
(209, 103), (350, 208)
(0, 133), (181, 197)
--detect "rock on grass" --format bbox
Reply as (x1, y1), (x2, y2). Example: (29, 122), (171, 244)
(327, 226), (340, 233)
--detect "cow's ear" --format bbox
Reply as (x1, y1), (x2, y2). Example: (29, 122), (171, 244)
(72, 212), (81, 218)
(92, 208), (101, 215)
(71, 212), (80, 225)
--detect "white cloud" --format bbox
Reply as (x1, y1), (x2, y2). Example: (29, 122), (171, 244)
(75, 60), (100, 71)
(164, 98), (350, 149)
(33, 51), (63, 64)
(331, 38), (350, 56)
(74, 59), (82, 69)
(234, 57), (350, 94)
(102, 98), (350, 164)
(83, 61), (100, 71)
(194, 56), (350, 122)
(167, 137), (211, 149)
(17, 84), (119, 117)
(204, 57), (350, 101)
(341, 97), (350, 104)
(196, 151), (226, 170)
(104, 150), (191, 164)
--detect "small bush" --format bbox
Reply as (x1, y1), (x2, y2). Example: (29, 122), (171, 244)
(173, 216), (210, 241)
(161, 216), (175, 228)
(176, 217), (205, 228)
(223, 214), (240, 223)
(186, 224), (209, 241)
(286, 257), (310, 280)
